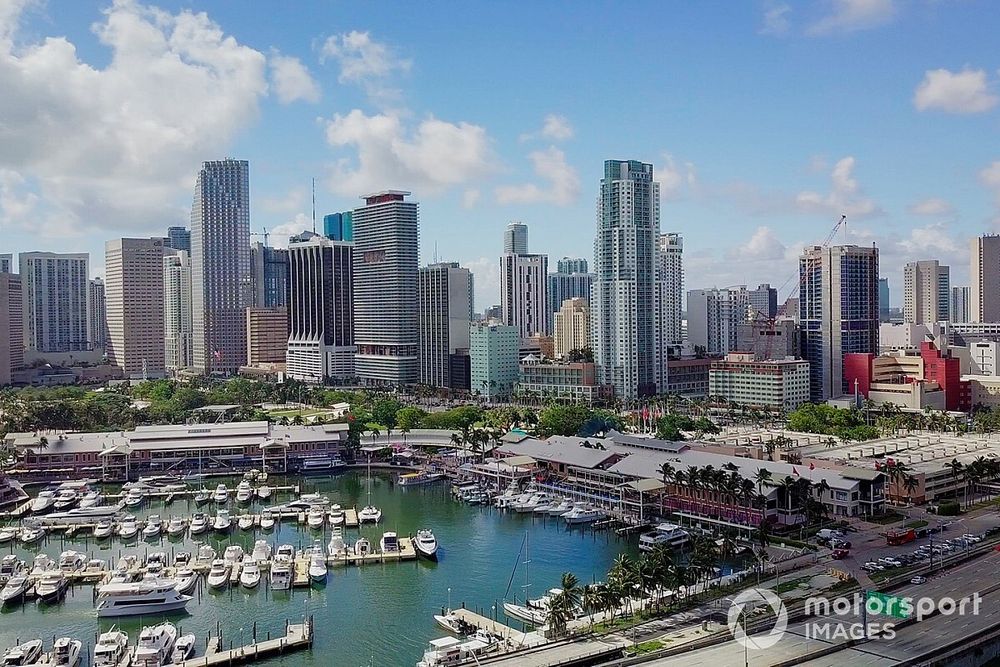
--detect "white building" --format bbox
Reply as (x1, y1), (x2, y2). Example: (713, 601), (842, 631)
(903, 260), (949, 324)
(709, 353), (811, 411)
(971, 235), (1000, 323)
(105, 238), (166, 379)
(686, 286), (751, 356)
(18, 252), (90, 353)
(163, 250), (193, 373)
(418, 262), (473, 388)
(88, 278), (106, 352)
(190, 159), (252, 375)
(951, 286), (970, 323)
(470, 322), (519, 400)
(553, 297), (590, 359)
(969, 340), (1000, 376)
(500, 252), (548, 338)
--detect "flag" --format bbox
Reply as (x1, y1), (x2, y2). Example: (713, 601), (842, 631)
(793, 467), (800, 476)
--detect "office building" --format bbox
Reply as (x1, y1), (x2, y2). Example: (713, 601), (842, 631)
(903, 260), (949, 324)
(250, 242), (289, 308)
(503, 222), (528, 254)
(800, 244), (879, 401)
(470, 322), (520, 400)
(323, 212), (354, 242)
(709, 353), (811, 411)
(500, 252), (548, 338)
(0, 273), (23, 385)
(483, 305), (502, 321)
(246, 307), (288, 367)
(418, 262), (473, 388)
(105, 238), (166, 379)
(18, 252), (89, 353)
(0, 254), (11, 274)
(190, 159), (252, 375)
(971, 235), (1000, 323)
(748, 283), (778, 319)
(556, 257), (588, 274)
(88, 278), (106, 352)
(687, 286), (751, 356)
(879, 278), (890, 321)
(547, 270), (593, 333)
(163, 250), (193, 372)
(286, 232), (355, 383)
(553, 297), (589, 359)
(518, 358), (611, 404)
(736, 319), (800, 361)
(592, 159), (661, 398)
(165, 227), (191, 253)
(951, 286), (971, 324)
(666, 357), (712, 398)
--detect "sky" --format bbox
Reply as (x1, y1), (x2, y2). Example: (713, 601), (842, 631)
(1, 0), (999, 310)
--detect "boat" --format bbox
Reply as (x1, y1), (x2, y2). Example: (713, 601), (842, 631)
(238, 513), (254, 530)
(53, 488), (80, 511)
(212, 484), (229, 504)
(236, 481), (253, 504)
(503, 588), (563, 625)
(58, 550), (86, 572)
(639, 523), (690, 552)
(514, 493), (550, 513)
(547, 499), (574, 516)
(79, 491), (102, 508)
(189, 513), (209, 535)
(93, 628), (129, 667)
(306, 508), (326, 529)
(118, 517), (140, 540)
(251, 540), (271, 562)
(123, 489), (145, 508)
(0, 527), (14, 543)
(146, 552), (166, 575)
(195, 544), (216, 566)
(239, 558), (261, 589)
(206, 560), (230, 590)
(269, 554), (292, 591)
(307, 542), (327, 582)
(35, 570), (68, 603)
(124, 477), (187, 494)
(35, 506), (119, 526)
(31, 554), (55, 574)
(84, 558), (106, 575)
(0, 555), (22, 583)
(0, 640), (43, 666)
(416, 632), (498, 667)
(175, 552), (191, 567)
(300, 456), (343, 473)
(132, 622), (177, 667)
(143, 515), (162, 539)
(493, 481), (522, 509)
(327, 528), (347, 557)
(18, 525), (45, 544)
(175, 569), (198, 595)
(379, 531), (400, 554)
(398, 471), (446, 487)
(213, 510), (232, 532)
(354, 537), (372, 556)
(115, 555), (139, 575)
(562, 503), (605, 525)
(171, 634), (195, 664)
(414, 529), (439, 560)
(223, 545), (244, 566)
(50, 637), (82, 666)
(0, 574), (29, 605)
(193, 489), (210, 506)
(259, 509), (276, 531)
(166, 516), (187, 537)
(358, 505), (382, 524)
(94, 519), (115, 539)
(276, 544), (295, 560)
(30, 490), (56, 514)
(328, 505), (345, 526)
(256, 485), (272, 501)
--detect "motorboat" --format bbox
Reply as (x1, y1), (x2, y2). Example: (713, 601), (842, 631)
(53, 488), (80, 511)
(0, 527), (14, 543)
(31, 490), (57, 514)
(50, 637), (82, 666)
(93, 628), (129, 667)
(132, 622), (177, 667)
(251, 540), (271, 562)
(189, 513), (209, 535)
(213, 510), (232, 532)
(239, 558), (261, 589)
(307, 508), (326, 529)
(514, 493), (550, 513)
(118, 517), (140, 540)
(259, 509), (276, 531)
(563, 503), (605, 525)
(143, 515), (162, 539)
(358, 505), (382, 524)
(416, 632), (498, 667)
(276, 544), (295, 560)
(414, 529), (439, 560)
(176, 552), (191, 568)
(193, 489), (211, 505)
(380, 532), (400, 554)
(94, 519), (114, 539)
(307, 542), (327, 582)
(195, 544), (216, 566)
(146, 552), (166, 576)
(533, 498), (557, 514)
(354, 537), (373, 556)
(31, 554), (55, 574)
(269, 555), (292, 591)
(327, 528), (347, 557)
(18, 525), (45, 544)
(493, 481), (522, 508)
(125, 477), (186, 494)
(166, 516), (187, 537)
(0, 639), (43, 666)
(223, 545), (244, 567)
(171, 634), (195, 664)
(0, 574), (29, 605)
(238, 513), (254, 531)
(547, 499), (574, 516)
(0, 555), (22, 583)
(175, 568), (198, 595)
(84, 559), (106, 575)
(123, 489), (145, 508)
(206, 560), (230, 590)
(398, 471), (446, 487)
(327, 505), (345, 526)
(116, 555), (139, 575)
(79, 491), (102, 508)
(300, 456), (342, 473)
(256, 485), (272, 501)
(212, 484), (229, 504)
(236, 481), (253, 504)
(639, 522), (690, 552)
(297, 492), (330, 507)
(58, 550), (86, 572)
(35, 570), (69, 603)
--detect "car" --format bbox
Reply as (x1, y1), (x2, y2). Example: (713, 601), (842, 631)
(832, 548), (850, 560)
(963, 534), (982, 543)
(910, 576), (927, 584)
(830, 538), (852, 549)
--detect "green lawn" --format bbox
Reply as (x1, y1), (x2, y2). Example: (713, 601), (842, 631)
(904, 520), (929, 529)
(868, 511), (906, 525)
(627, 640), (665, 656)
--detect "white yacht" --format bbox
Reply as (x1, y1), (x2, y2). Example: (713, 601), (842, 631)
(0, 574), (29, 605)
(380, 531), (400, 554)
(251, 540), (271, 562)
(18, 525), (45, 544)
(562, 503), (605, 525)
(206, 560), (230, 590)
(79, 491), (102, 508)
(213, 510), (232, 532)
(171, 634), (195, 664)
(195, 544), (216, 566)
(547, 499), (574, 516)
(146, 552), (167, 576)
(123, 489), (145, 508)
(358, 505), (382, 524)
(639, 523), (690, 552)
(414, 529), (438, 560)
(166, 516), (187, 537)
(35, 570), (68, 603)
(354, 537), (373, 556)
(52, 488), (80, 511)
(0, 639), (43, 666)
(327, 528), (347, 557)
(0, 528), (14, 544)
(239, 558), (261, 589)
(269, 555), (292, 590)
(276, 544), (295, 560)
(237, 513), (254, 531)
(94, 519), (114, 539)
(189, 513), (209, 535)
(50, 637), (82, 666)
(132, 623), (177, 667)
(84, 559), (106, 575)
(514, 493), (550, 513)
(235, 481), (253, 504)
(223, 545), (244, 568)
(212, 484), (229, 504)
(118, 517), (140, 539)
(306, 508), (326, 529)
(31, 553), (55, 574)
(327, 505), (345, 527)
(58, 550), (86, 572)
(0, 555), (22, 582)
(142, 515), (162, 539)
(416, 632), (498, 667)
(256, 485), (272, 501)
(259, 509), (276, 531)
(93, 628), (129, 667)
(174, 568), (198, 595)
(31, 490), (57, 514)
(193, 489), (210, 505)
(307, 543), (327, 582)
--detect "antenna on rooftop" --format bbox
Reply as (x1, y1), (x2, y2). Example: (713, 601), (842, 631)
(311, 178), (316, 234)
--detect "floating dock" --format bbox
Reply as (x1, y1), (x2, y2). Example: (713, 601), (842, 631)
(450, 608), (545, 648)
(181, 619), (313, 666)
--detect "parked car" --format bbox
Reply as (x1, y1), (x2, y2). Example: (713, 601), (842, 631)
(910, 576), (927, 584)
(832, 548), (850, 560)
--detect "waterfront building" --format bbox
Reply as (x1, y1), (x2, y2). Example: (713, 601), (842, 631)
(165, 226), (191, 253)
(903, 260), (949, 324)
(286, 232), (355, 383)
(190, 159), (252, 375)
(951, 286), (970, 323)
(553, 298), (589, 359)
(799, 244), (879, 401)
(105, 238), (166, 379)
(19, 252), (90, 353)
(517, 357), (611, 404)
(686, 286), (751, 356)
(879, 277), (890, 321)
(503, 222), (528, 254)
(88, 278), (106, 352)
(250, 242), (289, 308)
(246, 307), (288, 367)
(323, 211), (353, 241)
(470, 322), (519, 400)
(163, 250), (193, 373)
(708, 353), (810, 411)
(592, 159), (661, 398)
(418, 262), (473, 388)
(352, 191), (419, 385)
(0, 272), (23, 385)
(656, 233), (683, 346)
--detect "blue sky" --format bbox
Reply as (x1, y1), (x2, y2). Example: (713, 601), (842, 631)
(2, 0), (999, 309)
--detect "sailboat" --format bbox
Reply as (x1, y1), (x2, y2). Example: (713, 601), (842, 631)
(502, 532), (548, 625)
(357, 455), (382, 524)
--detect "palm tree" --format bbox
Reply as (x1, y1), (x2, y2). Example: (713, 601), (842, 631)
(581, 584), (600, 631)
(754, 468), (773, 497)
(945, 458), (964, 506)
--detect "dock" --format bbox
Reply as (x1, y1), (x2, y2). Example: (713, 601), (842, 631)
(181, 619), (313, 666)
(292, 559), (310, 587)
(344, 508), (359, 527)
(330, 537), (418, 566)
(451, 608), (545, 648)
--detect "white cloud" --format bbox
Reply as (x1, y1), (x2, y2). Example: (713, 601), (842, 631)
(494, 146), (580, 206)
(914, 68), (998, 114)
(806, 0), (895, 35)
(320, 30), (409, 105)
(907, 197), (954, 217)
(893, 221), (962, 257)
(657, 153), (697, 200)
(760, 2), (791, 35)
(461, 256), (499, 311)
(269, 52), (320, 104)
(0, 0), (269, 240)
(982, 162), (1000, 225)
(729, 226), (788, 261)
(324, 110), (497, 196)
(260, 187), (306, 214)
(794, 156), (882, 218)
(268, 213), (312, 248)
(462, 188), (481, 209)
(520, 114), (574, 143)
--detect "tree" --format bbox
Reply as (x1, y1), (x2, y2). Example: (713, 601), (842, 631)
(567, 347), (594, 363)
(538, 404), (592, 437)
(371, 398), (404, 429)
(395, 407), (426, 443)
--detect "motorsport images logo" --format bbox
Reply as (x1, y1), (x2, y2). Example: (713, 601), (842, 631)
(727, 588), (788, 649)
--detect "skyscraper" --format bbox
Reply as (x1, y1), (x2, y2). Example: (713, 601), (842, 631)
(190, 159), (251, 375)
(0, 254), (11, 274)
(503, 222), (528, 254)
(592, 160), (661, 399)
(165, 227), (191, 253)
(501, 252), (549, 338)
(952, 286), (971, 323)
(250, 242), (289, 308)
(105, 237), (166, 378)
(556, 257), (588, 274)
(800, 244), (879, 401)
(656, 232), (684, 345)
(748, 283), (778, 319)
(903, 260), (950, 324)
(418, 262), (473, 387)
(286, 232), (355, 383)
(0, 272), (23, 386)
(548, 269), (594, 333)
(686, 287), (751, 356)
(323, 212), (353, 241)
(352, 191), (418, 385)
(971, 235), (1000, 323)
(470, 322), (520, 400)
(88, 278), (106, 352)
(878, 277), (890, 321)
(163, 250), (193, 372)
(18, 252), (89, 353)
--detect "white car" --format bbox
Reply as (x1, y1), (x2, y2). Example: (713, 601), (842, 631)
(910, 576), (927, 584)
(962, 534), (981, 543)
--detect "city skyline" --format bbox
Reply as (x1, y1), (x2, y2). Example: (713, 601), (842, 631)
(2, 1), (998, 309)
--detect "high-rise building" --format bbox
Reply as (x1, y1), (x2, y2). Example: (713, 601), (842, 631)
(547, 270), (594, 333)
(18, 252), (89, 353)
(418, 262), (473, 388)
(503, 222), (528, 254)
(88, 278), (106, 352)
(553, 297), (590, 359)
(163, 250), (193, 373)
(0, 254), (11, 274)
(323, 212), (353, 241)
(879, 278), (890, 321)
(556, 257), (588, 274)
(286, 232), (355, 383)
(903, 260), (949, 324)
(686, 287), (752, 356)
(0, 272), (23, 385)
(190, 159), (252, 375)
(656, 233), (684, 345)
(952, 286), (971, 323)
(748, 283), (778, 320)
(800, 244), (879, 401)
(592, 159), (661, 399)
(165, 227), (191, 253)
(250, 242), (289, 308)
(500, 252), (549, 338)
(105, 238), (166, 379)
(352, 191), (419, 385)
(246, 307), (288, 367)
(470, 322), (519, 399)
(971, 235), (1000, 323)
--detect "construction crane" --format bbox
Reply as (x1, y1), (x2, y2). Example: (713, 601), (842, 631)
(250, 228), (270, 246)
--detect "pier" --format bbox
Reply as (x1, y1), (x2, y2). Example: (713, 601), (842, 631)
(450, 609), (545, 648)
(180, 619), (313, 666)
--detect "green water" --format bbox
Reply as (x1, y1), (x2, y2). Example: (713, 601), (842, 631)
(0, 473), (640, 666)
